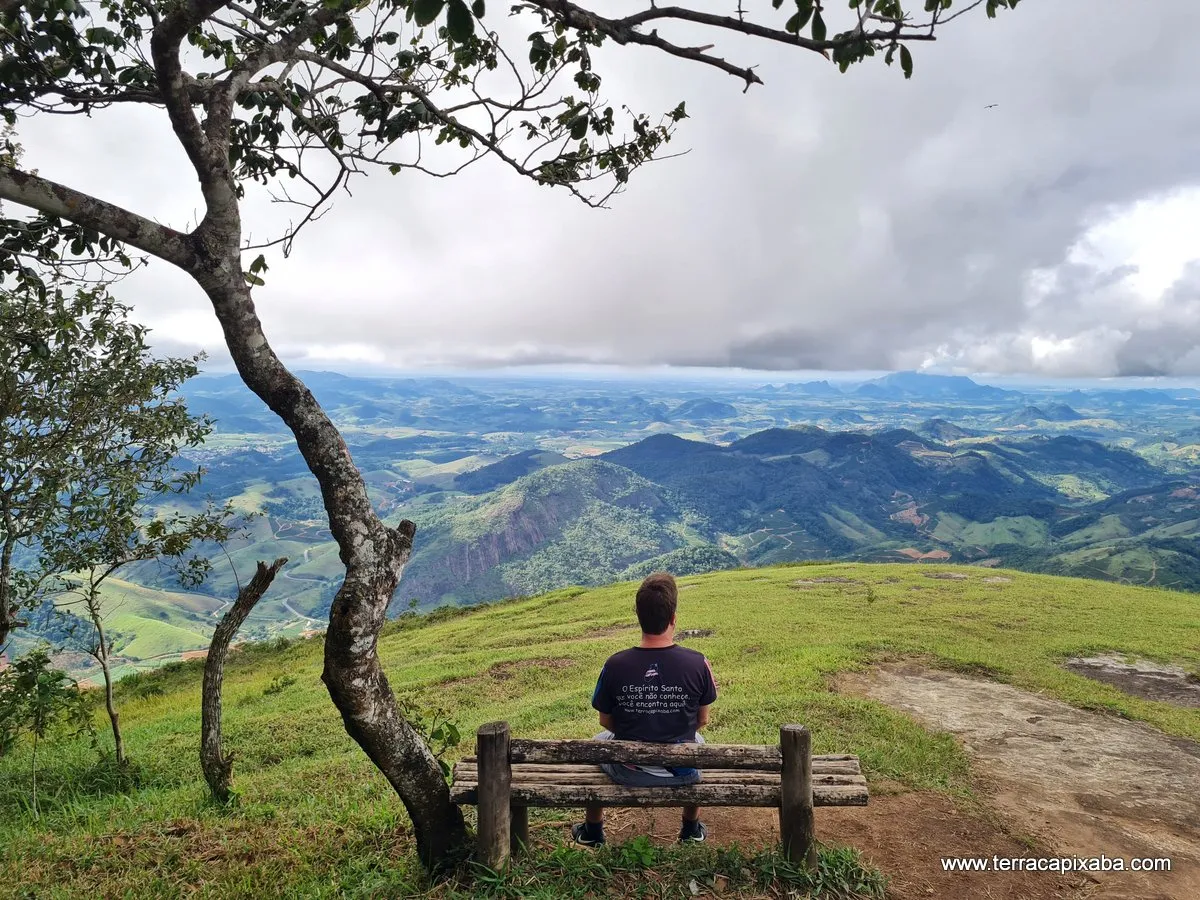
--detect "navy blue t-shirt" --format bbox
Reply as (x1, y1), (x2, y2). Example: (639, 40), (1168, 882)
(591, 645), (718, 743)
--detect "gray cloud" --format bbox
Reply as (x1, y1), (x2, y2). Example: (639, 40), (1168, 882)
(14, 0), (1200, 377)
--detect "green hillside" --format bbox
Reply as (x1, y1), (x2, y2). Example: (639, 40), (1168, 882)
(37, 417), (1200, 660)
(2, 564), (1198, 897)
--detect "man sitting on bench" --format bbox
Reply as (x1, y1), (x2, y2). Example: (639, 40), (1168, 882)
(572, 572), (718, 847)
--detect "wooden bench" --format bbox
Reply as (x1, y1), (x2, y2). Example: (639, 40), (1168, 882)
(450, 721), (868, 869)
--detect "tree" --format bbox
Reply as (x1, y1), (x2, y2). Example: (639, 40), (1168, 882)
(47, 504), (235, 768)
(201, 556), (287, 803)
(0, 285), (212, 649)
(1, 282), (234, 764)
(0, 646), (96, 820)
(0, 0), (1021, 868)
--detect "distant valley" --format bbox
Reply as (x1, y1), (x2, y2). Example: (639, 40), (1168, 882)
(14, 369), (1200, 677)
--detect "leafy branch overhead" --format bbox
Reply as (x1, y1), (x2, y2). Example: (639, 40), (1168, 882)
(0, 0), (1018, 257)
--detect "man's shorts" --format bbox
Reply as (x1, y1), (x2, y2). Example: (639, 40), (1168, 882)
(593, 730), (703, 787)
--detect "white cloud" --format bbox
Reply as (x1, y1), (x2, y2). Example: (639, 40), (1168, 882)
(10, 0), (1200, 377)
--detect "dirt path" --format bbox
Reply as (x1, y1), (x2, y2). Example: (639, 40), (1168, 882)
(841, 664), (1200, 900)
(601, 798), (1090, 900)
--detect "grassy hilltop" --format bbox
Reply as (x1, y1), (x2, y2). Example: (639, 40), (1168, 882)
(2, 563), (1199, 897)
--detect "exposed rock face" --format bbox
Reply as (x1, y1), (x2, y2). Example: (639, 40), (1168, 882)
(395, 461), (681, 607)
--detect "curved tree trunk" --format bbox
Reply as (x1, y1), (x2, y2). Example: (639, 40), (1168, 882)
(192, 257), (467, 867)
(0, 42), (470, 862)
(201, 557), (287, 803)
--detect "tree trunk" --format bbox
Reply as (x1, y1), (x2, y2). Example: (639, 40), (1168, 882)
(0, 514), (24, 652)
(201, 557), (286, 802)
(87, 589), (124, 766)
(0, 138), (470, 869)
(321, 528), (469, 870)
(30, 729), (38, 821)
(193, 268), (467, 868)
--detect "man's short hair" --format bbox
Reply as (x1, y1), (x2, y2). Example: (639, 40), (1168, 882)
(635, 572), (678, 635)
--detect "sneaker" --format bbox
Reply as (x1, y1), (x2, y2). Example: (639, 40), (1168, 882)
(678, 819), (707, 843)
(571, 822), (606, 847)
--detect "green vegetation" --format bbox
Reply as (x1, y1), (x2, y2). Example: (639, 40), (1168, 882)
(19, 369), (1200, 677)
(2, 563), (1197, 897)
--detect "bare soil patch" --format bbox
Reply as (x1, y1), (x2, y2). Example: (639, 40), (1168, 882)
(487, 658), (575, 680)
(983, 576), (1013, 583)
(569, 794), (1087, 899)
(840, 664), (1200, 899)
(1065, 653), (1200, 709)
(924, 572), (968, 580)
(677, 629), (715, 640)
(791, 577), (858, 587)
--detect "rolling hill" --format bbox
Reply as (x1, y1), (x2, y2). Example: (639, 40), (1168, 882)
(53, 424), (1200, 641)
(14, 365), (1200, 662)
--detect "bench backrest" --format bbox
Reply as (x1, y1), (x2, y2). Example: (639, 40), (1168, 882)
(509, 736), (785, 768)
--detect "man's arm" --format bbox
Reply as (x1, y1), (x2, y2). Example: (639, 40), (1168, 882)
(592, 664), (616, 732)
(696, 655), (717, 731)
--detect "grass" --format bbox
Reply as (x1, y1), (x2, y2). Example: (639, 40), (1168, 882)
(931, 513), (1048, 547)
(440, 839), (885, 899)
(2, 562), (1199, 897)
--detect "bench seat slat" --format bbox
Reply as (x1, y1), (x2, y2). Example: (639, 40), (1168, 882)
(450, 782), (868, 807)
(454, 761), (861, 776)
(459, 754), (861, 775)
(452, 764), (865, 787)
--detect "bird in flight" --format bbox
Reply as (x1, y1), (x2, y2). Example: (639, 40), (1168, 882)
(984, 104), (998, 109)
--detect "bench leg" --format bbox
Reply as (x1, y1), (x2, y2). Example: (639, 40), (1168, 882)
(780, 724), (818, 869)
(511, 805), (529, 856)
(477, 722), (512, 869)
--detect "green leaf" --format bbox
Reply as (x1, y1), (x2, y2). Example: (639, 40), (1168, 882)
(412, 0), (444, 27)
(445, 0), (473, 42)
(244, 272), (265, 287)
(811, 9), (826, 42)
(900, 44), (913, 78)
(569, 116), (588, 140)
(471, 0), (485, 16)
(790, 0), (814, 34)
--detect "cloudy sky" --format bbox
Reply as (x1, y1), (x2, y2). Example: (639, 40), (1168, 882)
(16, 0), (1200, 378)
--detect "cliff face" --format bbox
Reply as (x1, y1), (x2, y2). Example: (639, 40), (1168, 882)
(394, 460), (681, 608)
(442, 491), (578, 582)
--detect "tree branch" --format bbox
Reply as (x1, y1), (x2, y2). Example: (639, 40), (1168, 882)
(0, 166), (195, 268)
(522, 0), (936, 88)
(150, 3), (230, 171)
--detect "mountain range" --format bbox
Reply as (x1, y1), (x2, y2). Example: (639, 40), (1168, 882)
(13, 369), (1200, 673)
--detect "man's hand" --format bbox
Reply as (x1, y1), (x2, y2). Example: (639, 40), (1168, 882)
(696, 705), (710, 730)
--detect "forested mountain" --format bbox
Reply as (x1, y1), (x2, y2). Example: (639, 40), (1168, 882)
(13, 371), (1200, 675)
